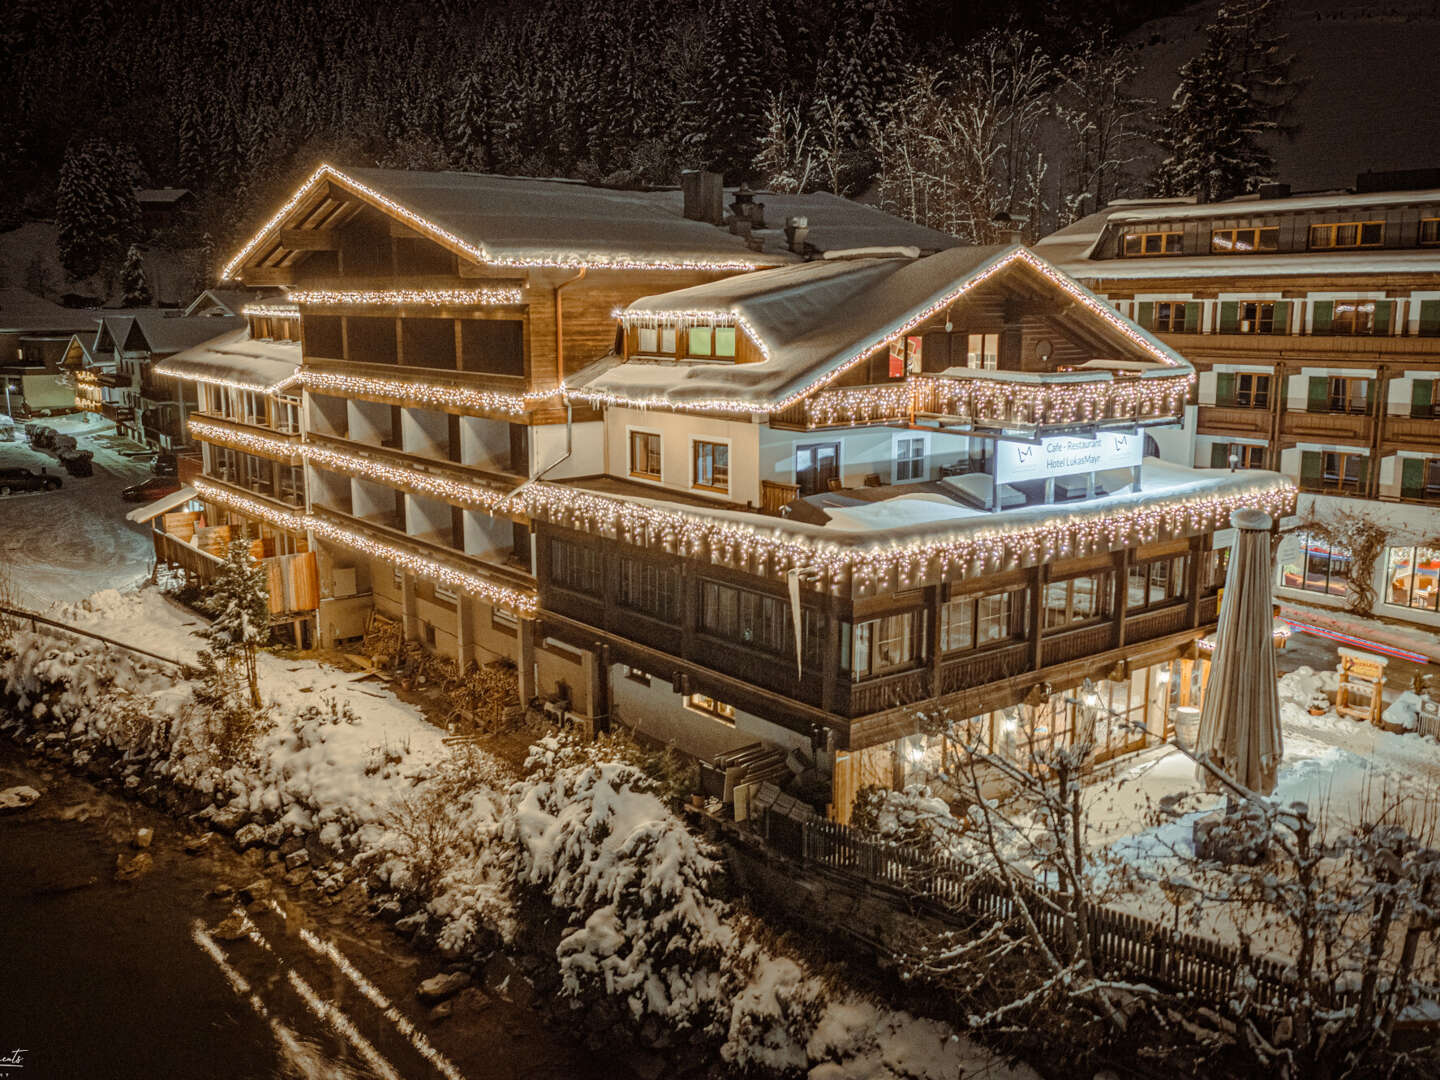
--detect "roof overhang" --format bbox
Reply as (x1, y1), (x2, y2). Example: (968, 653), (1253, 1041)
(126, 485), (198, 523)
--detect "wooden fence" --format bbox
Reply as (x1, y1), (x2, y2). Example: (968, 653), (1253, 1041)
(794, 816), (1355, 1013)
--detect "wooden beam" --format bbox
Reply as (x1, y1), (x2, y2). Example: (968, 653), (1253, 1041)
(242, 267), (298, 286)
(278, 229), (340, 251)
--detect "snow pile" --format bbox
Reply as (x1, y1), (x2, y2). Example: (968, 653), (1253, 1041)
(1277, 665), (1338, 715)
(1382, 691), (1423, 732)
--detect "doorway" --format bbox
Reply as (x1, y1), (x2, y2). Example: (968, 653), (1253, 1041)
(796, 442), (840, 495)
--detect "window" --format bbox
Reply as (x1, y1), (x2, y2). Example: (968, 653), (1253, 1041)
(939, 588), (1029, 652)
(1386, 547), (1440, 612)
(1209, 442), (1267, 469)
(966, 333), (998, 369)
(492, 605), (518, 631)
(1422, 219), (1440, 246)
(1398, 457), (1440, 501)
(700, 579), (787, 654)
(1280, 531), (1349, 597)
(549, 538), (602, 595)
(687, 326), (712, 357)
(692, 440), (729, 492)
(1332, 300), (1376, 336)
(1152, 301), (1193, 332)
(894, 436), (926, 482)
(1328, 376), (1370, 414)
(1206, 546), (1231, 590)
(635, 326), (677, 355)
(1122, 231), (1182, 256)
(849, 612), (918, 678)
(685, 693), (736, 722)
(1126, 556), (1188, 610)
(714, 327), (737, 358)
(1299, 450), (1367, 493)
(629, 429), (661, 479)
(1235, 301), (1276, 334)
(1309, 221), (1384, 249)
(1215, 372), (1271, 408)
(1210, 226), (1278, 253)
(618, 557), (679, 621)
(1043, 573), (1113, 629)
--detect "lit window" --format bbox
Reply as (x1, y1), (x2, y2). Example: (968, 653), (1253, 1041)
(966, 333), (998, 369)
(1309, 221), (1384, 249)
(1386, 546), (1440, 611)
(1280, 531), (1349, 597)
(940, 589), (1028, 652)
(685, 693), (735, 722)
(849, 612), (917, 678)
(714, 327), (736, 357)
(688, 326), (712, 357)
(1210, 227), (1279, 253)
(1043, 573), (1113, 629)
(894, 436), (926, 482)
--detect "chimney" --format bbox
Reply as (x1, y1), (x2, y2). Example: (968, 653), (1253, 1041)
(681, 170), (724, 225)
(784, 215), (809, 254)
(990, 210), (1025, 245)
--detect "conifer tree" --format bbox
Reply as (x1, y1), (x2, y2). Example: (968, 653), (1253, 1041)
(199, 538), (271, 709)
(688, 0), (784, 180)
(120, 244), (152, 307)
(56, 141), (106, 280)
(176, 104), (205, 190)
(447, 71), (492, 171)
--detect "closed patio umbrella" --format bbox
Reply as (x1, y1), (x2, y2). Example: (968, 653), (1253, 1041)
(1195, 508), (1284, 797)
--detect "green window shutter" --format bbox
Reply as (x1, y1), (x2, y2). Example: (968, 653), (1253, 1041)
(1215, 372), (1236, 404)
(1300, 451), (1323, 487)
(1372, 300), (1394, 335)
(1412, 379), (1433, 417)
(1307, 376), (1329, 412)
(1312, 300), (1333, 334)
(1271, 300), (1291, 334)
(1355, 455), (1370, 487)
(1218, 301), (1239, 333)
(1402, 457), (1426, 498)
(1420, 300), (1440, 337)
(1210, 443), (1230, 468)
(1185, 302), (1202, 331)
(1137, 302), (1154, 330)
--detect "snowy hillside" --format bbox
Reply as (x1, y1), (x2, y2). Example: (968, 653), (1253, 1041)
(1127, 0), (1440, 192)
(0, 221), (199, 307)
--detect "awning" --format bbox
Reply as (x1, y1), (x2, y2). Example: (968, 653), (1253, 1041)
(126, 485), (198, 523)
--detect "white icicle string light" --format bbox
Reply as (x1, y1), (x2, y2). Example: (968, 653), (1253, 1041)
(189, 419), (300, 458)
(241, 303), (301, 319)
(221, 163), (768, 281)
(156, 365), (300, 395)
(299, 369), (558, 414)
(192, 476), (538, 615)
(288, 286), (523, 307)
(303, 441), (512, 510)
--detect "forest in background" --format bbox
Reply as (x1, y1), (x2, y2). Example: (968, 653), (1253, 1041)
(1, 0), (1295, 298)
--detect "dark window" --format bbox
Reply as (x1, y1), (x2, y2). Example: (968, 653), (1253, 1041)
(847, 612), (919, 677)
(629, 430), (661, 479)
(459, 320), (524, 376)
(1210, 227), (1278, 253)
(1309, 221), (1384, 249)
(1043, 573), (1113, 629)
(1123, 231), (1182, 256)
(303, 315), (343, 359)
(693, 440), (729, 491)
(550, 538), (602, 595)
(618, 557), (679, 622)
(1153, 302), (1192, 332)
(1422, 219), (1440, 246)
(346, 317), (398, 365)
(401, 318), (457, 370)
(699, 579), (819, 661)
(939, 588), (1028, 652)
(1126, 556), (1188, 611)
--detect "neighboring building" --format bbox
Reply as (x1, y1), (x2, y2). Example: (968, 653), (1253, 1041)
(1035, 179), (1440, 655)
(136, 187), (195, 234)
(0, 288), (101, 417)
(146, 319), (319, 645)
(536, 246), (1291, 818)
(92, 309), (246, 449)
(214, 163), (963, 694)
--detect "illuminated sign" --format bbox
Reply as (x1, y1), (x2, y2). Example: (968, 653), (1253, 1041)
(996, 433), (1142, 484)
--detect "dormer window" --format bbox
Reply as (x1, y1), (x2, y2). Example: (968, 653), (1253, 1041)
(636, 326), (677, 355)
(1309, 221), (1383, 249)
(686, 324), (736, 360)
(1210, 226), (1278, 253)
(1122, 230), (1181, 256)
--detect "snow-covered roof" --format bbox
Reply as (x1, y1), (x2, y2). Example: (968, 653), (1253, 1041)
(1104, 187), (1440, 223)
(126, 312), (247, 355)
(566, 246), (1188, 412)
(0, 288), (101, 334)
(184, 288), (269, 317)
(125, 485), (198, 523)
(1045, 249), (1440, 282)
(224, 164), (965, 280)
(153, 329), (301, 392)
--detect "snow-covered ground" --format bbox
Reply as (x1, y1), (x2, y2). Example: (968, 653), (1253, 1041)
(2, 586), (1034, 1080)
(0, 415), (155, 608)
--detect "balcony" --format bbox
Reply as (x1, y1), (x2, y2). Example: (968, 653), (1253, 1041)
(1125, 603), (1190, 645)
(1040, 621), (1116, 666)
(303, 357), (535, 417)
(189, 415), (302, 461)
(768, 383), (911, 430)
(306, 433), (523, 511)
(1196, 404), (1271, 437)
(1280, 409), (1372, 443)
(911, 369), (1190, 436)
(1381, 414), (1440, 450)
(837, 666), (932, 718)
(939, 640), (1031, 694)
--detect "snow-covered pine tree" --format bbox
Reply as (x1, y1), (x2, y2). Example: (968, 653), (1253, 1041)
(1148, 32), (1274, 203)
(199, 538), (271, 708)
(812, 4), (869, 149)
(56, 140), (108, 280)
(120, 244), (152, 307)
(447, 70), (491, 171)
(175, 104), (206, 190)
(689, 0), (784, 180)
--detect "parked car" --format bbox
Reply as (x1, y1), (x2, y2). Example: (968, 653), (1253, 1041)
(0, 466), (63, 494)
(153, 452), (179, 477)
(121, 475), (182, 502)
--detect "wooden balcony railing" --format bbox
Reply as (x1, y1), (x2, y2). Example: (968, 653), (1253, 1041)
(838, 667), (932, 718)
(768, 383), (912, 430)
(1040, 621), (1116, 666)
(1196, 405), (1271, 436)
(1124, 603), (1190, 645)
(1381, 414), (1440, 448)
(1280, 409), (1371, 443)
(939, 641), (1032, 694)
(912, 371), (1190, 430)
(760, 479), (800, 514)
(1199, 593), (1219, 624)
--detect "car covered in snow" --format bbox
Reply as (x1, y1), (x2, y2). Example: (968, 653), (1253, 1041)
(121, 476), (182, 502)
(0, 466), (63, 494)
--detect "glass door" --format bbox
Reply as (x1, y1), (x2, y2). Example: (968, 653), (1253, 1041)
(796, 442), (840, 495)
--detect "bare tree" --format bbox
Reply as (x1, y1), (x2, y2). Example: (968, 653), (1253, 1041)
(1056, 29), (1151, 223)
